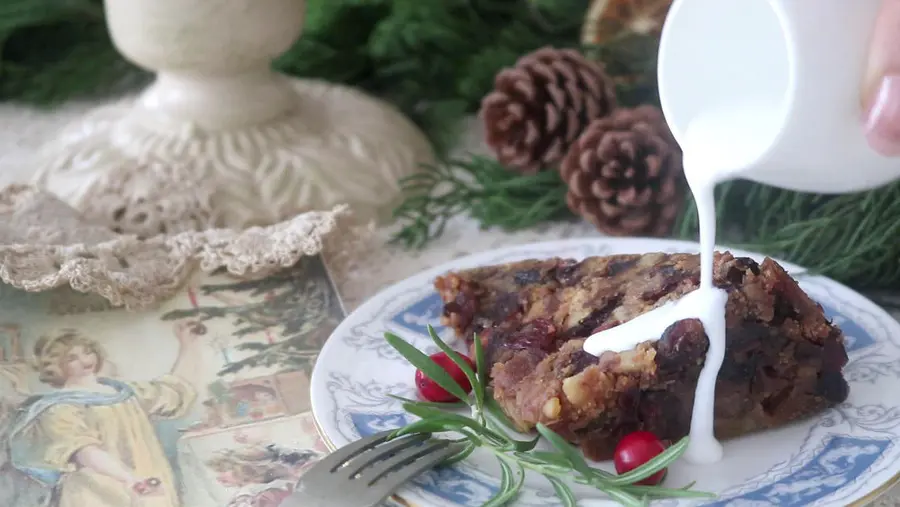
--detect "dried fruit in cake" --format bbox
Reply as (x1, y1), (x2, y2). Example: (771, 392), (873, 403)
(434, 252), (850, 460)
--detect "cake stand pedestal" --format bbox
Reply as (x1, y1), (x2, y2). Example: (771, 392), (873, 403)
(31, 0), (433, 228)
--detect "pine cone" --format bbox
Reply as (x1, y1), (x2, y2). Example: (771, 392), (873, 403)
(481, 47), (617, 174)
(560, 105), (683, 236)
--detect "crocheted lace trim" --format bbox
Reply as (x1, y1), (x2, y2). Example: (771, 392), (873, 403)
(0, 185), (349, 310)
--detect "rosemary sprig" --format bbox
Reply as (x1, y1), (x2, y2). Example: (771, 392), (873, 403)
(392, 150), (900, 290)
(383, 326), (716, 506)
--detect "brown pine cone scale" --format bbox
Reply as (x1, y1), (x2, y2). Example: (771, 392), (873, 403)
(561, 105), (683, 236)
(481, 47), (617, 174)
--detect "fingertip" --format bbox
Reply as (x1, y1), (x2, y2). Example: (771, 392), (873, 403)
(865, 75), (900, 156)
(864, 0), (900, 106)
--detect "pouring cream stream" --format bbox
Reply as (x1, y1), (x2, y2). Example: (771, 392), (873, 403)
(582, 100), (786, 464)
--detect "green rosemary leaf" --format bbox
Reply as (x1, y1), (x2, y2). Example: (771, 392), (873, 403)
(514, 457), (570, 476)
(601, 487), (647, 507)
(526, 450), (572, 468)
(426, 324), (482, 409)
(473, 333), (488, 410)
(443, 442), (477, 466)
(510, 461), (526, 499)
(388, 418), (482, 442)
(510, 435), (541, 452)
(481, 399), (539, 451)
(535, 423), (593, 477)
(400, 403), (509, 445)
(386, 394), (468, 411)
(389, 421), (444, 438)
(400, 401), (541, 454)
(601, 437), (690, 486)
(509, 451), (547, 466)
(483, 457), (516, 507)
(399, 402), (481, 427)
(544, 475), (577, 507)
(484, 458), (525, 507)
(385, 332), (471, 403)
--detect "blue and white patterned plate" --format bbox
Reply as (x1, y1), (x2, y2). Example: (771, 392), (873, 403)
(310, 238), (900, 507)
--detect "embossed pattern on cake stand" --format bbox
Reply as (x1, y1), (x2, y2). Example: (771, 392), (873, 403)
(30, 0), (434, 229)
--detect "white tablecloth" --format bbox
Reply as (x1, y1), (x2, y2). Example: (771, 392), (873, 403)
(1, 98), (898, 506)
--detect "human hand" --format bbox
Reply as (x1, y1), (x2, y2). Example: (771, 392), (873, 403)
(864, 0), (900, 155)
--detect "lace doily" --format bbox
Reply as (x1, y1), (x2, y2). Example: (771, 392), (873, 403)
(78, 160), (218, 237)
(0, 185), (348, 310)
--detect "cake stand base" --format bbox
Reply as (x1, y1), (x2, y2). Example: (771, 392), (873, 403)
(31, 79), (433, 229)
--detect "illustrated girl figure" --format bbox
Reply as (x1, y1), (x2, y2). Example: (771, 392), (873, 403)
(6, 323), (205, 507)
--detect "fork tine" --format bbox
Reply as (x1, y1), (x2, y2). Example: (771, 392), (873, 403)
(362, 439), (453, 486)
(317, 430), (395, 471)
(339, 433), (430, 479)
(284, 435), (461, 507)
(367, 444), (459, 498)
(301, 430), (394, 485)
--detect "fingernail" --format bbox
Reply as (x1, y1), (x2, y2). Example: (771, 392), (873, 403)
(865, 74), (900, 156)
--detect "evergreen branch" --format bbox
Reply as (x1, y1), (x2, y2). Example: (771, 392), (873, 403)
(233, 326), (272, 337)
(391, 156), (573, 248)
(0, 0), (101, 32)
(218, 338), (319, 376)
(233, 342), (269, 352)
(675, 179), (900, 289)
(159, 307), (225, 322)
(0, 21), (145, 105)
(395, 151), (900, 290)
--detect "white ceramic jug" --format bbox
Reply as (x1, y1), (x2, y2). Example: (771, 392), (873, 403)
(657, 0), (900, 194)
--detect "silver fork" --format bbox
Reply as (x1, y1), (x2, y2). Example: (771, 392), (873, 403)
(281, 430), (459, 507)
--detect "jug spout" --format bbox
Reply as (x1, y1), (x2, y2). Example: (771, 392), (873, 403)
(657, 0), (900, 194)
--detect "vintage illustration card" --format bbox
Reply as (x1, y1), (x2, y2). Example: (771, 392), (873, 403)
(0, 255), (342, 507)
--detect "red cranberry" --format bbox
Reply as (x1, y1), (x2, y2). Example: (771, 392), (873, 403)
(613, 431), (668, 486)
(415, 352), (476, 402)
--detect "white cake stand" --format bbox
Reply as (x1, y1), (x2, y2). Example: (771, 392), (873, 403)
(30, 0), (434, 229)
